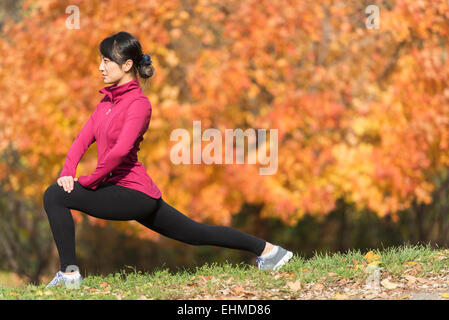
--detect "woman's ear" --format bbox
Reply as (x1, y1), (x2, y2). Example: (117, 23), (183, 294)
(123, 59), (133, 72)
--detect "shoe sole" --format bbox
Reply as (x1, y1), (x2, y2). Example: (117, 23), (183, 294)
(273, 250), (293, 270)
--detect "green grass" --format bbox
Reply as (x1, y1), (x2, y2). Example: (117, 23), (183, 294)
(1, 243), (448, 300)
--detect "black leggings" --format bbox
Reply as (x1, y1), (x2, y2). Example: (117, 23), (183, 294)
(43, 181), (266, 271)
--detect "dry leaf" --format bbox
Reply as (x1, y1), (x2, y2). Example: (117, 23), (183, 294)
(434, 253), (448, 261)
(416, 277), (431, 284)
(364, 251), (382, 263)
(403, 275), (416, 285)
(328, 272), (337, 277)
(198, 275), (212, 283)
(100, 281), (109, 288)
(332, 293), (347, 300)
(232, 286), (245, 295)
(381, 278), (400, 290)
(442, 292), (449, 299)
(312, 283), (324, 291)
(287, 279), (301, 291)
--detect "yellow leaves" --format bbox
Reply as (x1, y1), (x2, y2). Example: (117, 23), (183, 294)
(34, 290), (53, 297)
(364, 251), (382, 264)
(165, 50), (179, 67)
(442, 292), (449, 299)
(179, 10), (190, 20)
(247, 83), (260, 99)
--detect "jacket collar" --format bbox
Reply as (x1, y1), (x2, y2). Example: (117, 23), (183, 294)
(99, 77), (141, 104)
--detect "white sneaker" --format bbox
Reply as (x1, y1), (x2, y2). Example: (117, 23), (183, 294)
(45, 271), (83, 289)
(256, 246), (294, 271)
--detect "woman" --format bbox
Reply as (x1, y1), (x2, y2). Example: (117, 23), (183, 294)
(43, 31), (293, 288)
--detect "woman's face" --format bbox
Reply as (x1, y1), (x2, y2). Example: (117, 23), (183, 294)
(99, 55), (133, 84)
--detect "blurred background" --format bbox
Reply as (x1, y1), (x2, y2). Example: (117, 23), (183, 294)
(1, 0), (449, 285)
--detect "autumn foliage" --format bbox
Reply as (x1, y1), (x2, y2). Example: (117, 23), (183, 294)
(1, 0), (449, 240)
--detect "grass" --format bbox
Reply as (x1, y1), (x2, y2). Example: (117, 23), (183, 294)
(1, 243), (448, 300)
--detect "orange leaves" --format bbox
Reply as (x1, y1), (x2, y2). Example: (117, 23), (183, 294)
(2, 0), (449, 231)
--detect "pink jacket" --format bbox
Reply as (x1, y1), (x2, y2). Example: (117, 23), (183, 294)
(59, 77), (162, 199)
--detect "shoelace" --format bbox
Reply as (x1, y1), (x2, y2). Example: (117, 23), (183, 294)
(256, 256), (264, 269)
(46, 271), (64, 287)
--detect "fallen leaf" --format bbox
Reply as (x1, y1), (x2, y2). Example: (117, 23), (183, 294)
(332, 293), (348, 300)
(232, 286), (245, 295)
(198, 275), (212, 283)
(442, 292), (449, 299)
(312, 283), (324, 291)
(403, 275), (416, 285)
(328, 272), (337, 277)
(416, 277), (431, 284)
(434, 253), (448, 261)
(364, 251), (382, 263)
(367, 260), (382, 267)
(100, 282), (109, 288)
(381, 278), (400, 290)
(364, 293), (379, 299)
(287, 279), (301, 291)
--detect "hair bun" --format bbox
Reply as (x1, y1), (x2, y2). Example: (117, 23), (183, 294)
(139, 53), (152, 66)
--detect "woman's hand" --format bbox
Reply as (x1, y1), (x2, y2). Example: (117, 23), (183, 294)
(57, 176), (78, 193)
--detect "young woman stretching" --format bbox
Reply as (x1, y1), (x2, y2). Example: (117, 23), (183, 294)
(43, 31), (293, 288)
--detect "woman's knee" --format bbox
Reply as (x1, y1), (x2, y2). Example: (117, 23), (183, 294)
(43, 183), (64, 208)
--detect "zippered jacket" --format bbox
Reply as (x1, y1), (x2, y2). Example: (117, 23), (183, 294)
(59, 77), (162, 199)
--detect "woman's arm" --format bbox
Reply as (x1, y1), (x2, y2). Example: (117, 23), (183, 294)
(77, 98), (151, 189)
(59, 107), (98, 178)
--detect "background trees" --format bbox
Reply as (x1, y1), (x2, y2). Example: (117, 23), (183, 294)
(1, 0), (449, 283)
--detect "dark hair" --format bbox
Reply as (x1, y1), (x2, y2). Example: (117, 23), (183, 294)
(99, 31), (154, 82)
